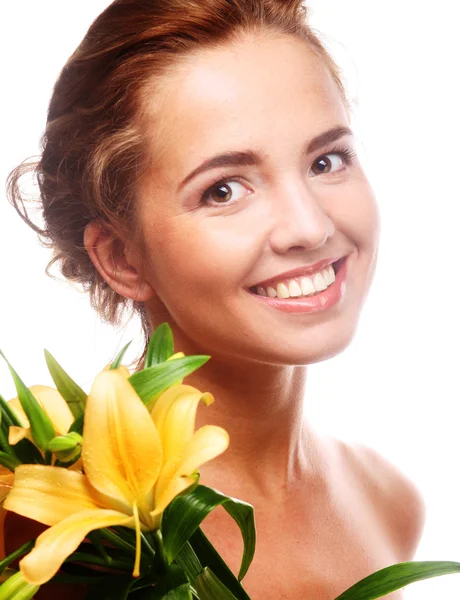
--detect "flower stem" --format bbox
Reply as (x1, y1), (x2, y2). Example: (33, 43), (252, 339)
(149, 530), (168, 572)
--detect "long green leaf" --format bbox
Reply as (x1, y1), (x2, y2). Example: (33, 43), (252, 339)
(12, 439), (45, 465)
(66, 552), (133, 572)
(110, 341), (133, 370)
(44, 350), (87, 418)
(129, 357), (210, 409)
(0, 394), (23, 428)
(145, 323), (175, 368)
(195, 567), (239, 600)
(188, 528), (251, 600)
(69, 413), (84, 435)
(0, 541), (34, 577)
(0, 427), (15, 458)
(175, 542), (203, 580)
(0, 452), (19, 472)
(0, 352), (54, 453)
(334, 561), (460, 599)
(163, 485), (255, 581)
(133, 565), (192, 599)
(97, 528), (136, 554)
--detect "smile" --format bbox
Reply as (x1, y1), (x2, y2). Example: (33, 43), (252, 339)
(249, 259), (344, 299)
(247, 258), (348, 314)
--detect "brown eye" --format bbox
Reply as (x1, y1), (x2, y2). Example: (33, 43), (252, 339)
(310, 153), (346, 176)
(210, 183), (233, 203)
(201, 180), (248, 206)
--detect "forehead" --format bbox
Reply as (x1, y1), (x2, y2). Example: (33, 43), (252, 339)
(143, 34), (347, 182)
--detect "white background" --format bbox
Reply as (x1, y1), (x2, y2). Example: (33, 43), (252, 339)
(0, 1), (459, 597)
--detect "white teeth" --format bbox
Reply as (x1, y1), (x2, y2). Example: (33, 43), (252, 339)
(324, 265), (335, 285)
(300, 276), (316, 296)
(288, 280), (303, 297)
(254, 263), (338, 299)
(276, 282), (290, 299)
(313, 272), (328, 292)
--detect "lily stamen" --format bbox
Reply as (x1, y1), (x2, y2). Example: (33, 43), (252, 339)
(132, 502), (141, 578)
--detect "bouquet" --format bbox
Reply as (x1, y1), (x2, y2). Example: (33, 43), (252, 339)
(0, 323), (458, 599)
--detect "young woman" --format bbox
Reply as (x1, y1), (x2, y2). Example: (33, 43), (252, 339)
(5, 1), (425, 598)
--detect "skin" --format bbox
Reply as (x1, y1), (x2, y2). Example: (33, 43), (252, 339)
(2, 32), (425, 599)
(90, 31), (381, 494)
(84, 32), (426, 597)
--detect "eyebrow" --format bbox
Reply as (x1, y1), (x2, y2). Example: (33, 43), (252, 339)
(179, 125), (354, 190)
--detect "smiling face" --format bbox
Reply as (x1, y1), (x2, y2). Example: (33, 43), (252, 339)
(133, 33), (380, 366)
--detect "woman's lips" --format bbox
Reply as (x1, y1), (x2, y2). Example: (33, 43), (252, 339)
(247, 256), (348, 314)
(248, 257), (346, 295)
(249, 257), (344, 291)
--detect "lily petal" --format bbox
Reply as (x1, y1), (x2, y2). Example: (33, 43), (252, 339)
(7, 397), (29, 427)
(0, 469), (14, 503)
(154, 425), (228, 512)
(31, 386), (74, 436)
(175, 426), (229, 476)
(151, 385), (214, 463)
(8, 386), (74, 437)
(151, 475), (196, 518)
(19, 508), (134, 586)
(3, 465), (103, 526)
(83, 370), (162, 510)
(8, 425), (30, 445)
(103, 363), (131, 379)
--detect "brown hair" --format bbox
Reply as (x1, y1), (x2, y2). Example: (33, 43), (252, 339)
(6, 0), (351, 368)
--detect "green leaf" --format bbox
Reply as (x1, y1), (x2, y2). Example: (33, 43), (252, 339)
(333, 561), (460, 599)
(69, 413), (84, 435)
(110, 341), (133, 370)
(0, 452), (20, 472)
(129, 356), (210, 409)
(85, 531), (110, 562)
(84, 529), (137, 563)
(0, 570), (40, 600)
(145, 323), (175, 368)
(162, 485), (255, 581)
(0, 394), (23, 428)
(0, 541), (34, 577)
(12, 439), (45, 465)
(195, 567), (239, 600)
(0, 352), (55, 453)
(174, 542), (203, 580)
(66, 552), (133, 572)
(44, 349), (87, 418)
(0, 427), (15, 459)
(188, 528), (251, 600)
(133, 565), (193, 599)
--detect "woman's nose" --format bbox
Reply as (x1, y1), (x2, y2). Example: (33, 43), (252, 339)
(267, 180), (336, 254)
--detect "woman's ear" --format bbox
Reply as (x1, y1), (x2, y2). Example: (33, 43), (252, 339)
(83, 221), (155, 302)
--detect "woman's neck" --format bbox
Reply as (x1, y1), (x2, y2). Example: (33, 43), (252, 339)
(160, 331), (329, 500)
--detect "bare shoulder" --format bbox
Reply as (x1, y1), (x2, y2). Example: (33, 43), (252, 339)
(340, 440), (427, 561)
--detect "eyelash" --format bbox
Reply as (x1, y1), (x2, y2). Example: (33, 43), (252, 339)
(198, 145), (358, 207)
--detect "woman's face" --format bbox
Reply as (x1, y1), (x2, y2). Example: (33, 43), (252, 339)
(134, 33), (380, 366)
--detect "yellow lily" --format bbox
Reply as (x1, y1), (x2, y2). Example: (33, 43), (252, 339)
(0, 386), (76, 528)
(4, 369), (229, 586)
(0, 468), (13, 504)
(7, 385), (74, 446)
